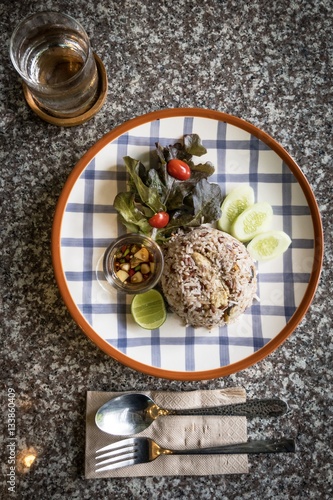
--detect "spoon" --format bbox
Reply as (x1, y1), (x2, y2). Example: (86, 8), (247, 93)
(95, 393), (288, 436)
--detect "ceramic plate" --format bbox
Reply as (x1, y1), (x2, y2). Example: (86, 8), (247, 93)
(52, 108), (323, 380)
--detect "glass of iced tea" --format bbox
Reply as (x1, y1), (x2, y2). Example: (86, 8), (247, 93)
(10, 12), (99, 118)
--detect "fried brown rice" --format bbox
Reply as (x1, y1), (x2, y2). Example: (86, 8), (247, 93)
(161, 226), (257, 329)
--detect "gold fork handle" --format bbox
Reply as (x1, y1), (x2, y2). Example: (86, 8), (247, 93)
(170, 439), (295, 455)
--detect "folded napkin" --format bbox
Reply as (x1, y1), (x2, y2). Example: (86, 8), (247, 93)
(85, 388), (248, 478)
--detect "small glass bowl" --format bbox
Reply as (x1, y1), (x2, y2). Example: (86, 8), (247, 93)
(103, 233), (164, 294)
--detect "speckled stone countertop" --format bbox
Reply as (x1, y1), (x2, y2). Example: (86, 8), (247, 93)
(1, 0), (332, 498)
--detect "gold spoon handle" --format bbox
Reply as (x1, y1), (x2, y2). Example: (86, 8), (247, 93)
(167, 399), (288, 418)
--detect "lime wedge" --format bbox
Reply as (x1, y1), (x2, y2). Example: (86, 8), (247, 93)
(231, 201), (273, 242)
(131, 289), (167, 330)
(217, 185), (255, 233)
(247, 230), (292, 261)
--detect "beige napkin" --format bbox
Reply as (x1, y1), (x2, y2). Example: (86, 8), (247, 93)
(85, 388), (249, 478)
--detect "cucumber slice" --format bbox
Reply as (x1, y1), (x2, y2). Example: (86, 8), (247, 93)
(247, 230), (292, 261)
(231, 202), (273, 242)
(217, 185), (255, 233)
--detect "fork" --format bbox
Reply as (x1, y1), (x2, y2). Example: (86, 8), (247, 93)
(95, 437), (295, 472)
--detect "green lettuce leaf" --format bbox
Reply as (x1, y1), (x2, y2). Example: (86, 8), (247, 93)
(123, 156), (165, 212)
(155, 179), (223, 242)
(114, 135), (223, 242)
(113, 192), (152, 234)
(147, 168), (169, 200)
(189, 161), (215, 176)
(192, 179), (223, 222)
(184, 134), (207, 156)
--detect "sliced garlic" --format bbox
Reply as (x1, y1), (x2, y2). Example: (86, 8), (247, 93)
(131, 271), (143, 283)
(133, 247), (149, 262)
(130, 257), (143, 269)
(116, 269), (129, 282)
(140, 263), (150, 274)
(120, 263), (130, 272)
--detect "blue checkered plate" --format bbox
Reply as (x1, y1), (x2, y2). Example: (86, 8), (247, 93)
(52, 108), (323, 380)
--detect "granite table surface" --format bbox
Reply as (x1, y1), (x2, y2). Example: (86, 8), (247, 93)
(1, 0), (332, 498)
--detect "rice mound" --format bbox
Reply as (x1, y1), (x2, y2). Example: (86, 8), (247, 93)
(161, 226), (257, 329)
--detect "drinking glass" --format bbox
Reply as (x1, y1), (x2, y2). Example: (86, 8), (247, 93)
(10, 11), (99, 118)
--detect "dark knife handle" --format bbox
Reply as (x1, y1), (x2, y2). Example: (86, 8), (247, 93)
(174, 438), (296, 455)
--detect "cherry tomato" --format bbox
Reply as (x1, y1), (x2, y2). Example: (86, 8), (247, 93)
(167, 159), (191, 180)
(148, 211), (170, 228)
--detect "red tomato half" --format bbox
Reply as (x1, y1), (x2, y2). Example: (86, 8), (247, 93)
(167, 159), (191, 180)
(148, 211), (170, 228)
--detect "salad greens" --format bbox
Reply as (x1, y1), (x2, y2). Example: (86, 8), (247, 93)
(113, 134), (223, 242)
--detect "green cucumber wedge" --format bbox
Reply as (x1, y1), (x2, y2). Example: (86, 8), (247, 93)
(231, 201), (273, 242)
(217, 185), (255, 233)
(247, 230), (292, 261)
